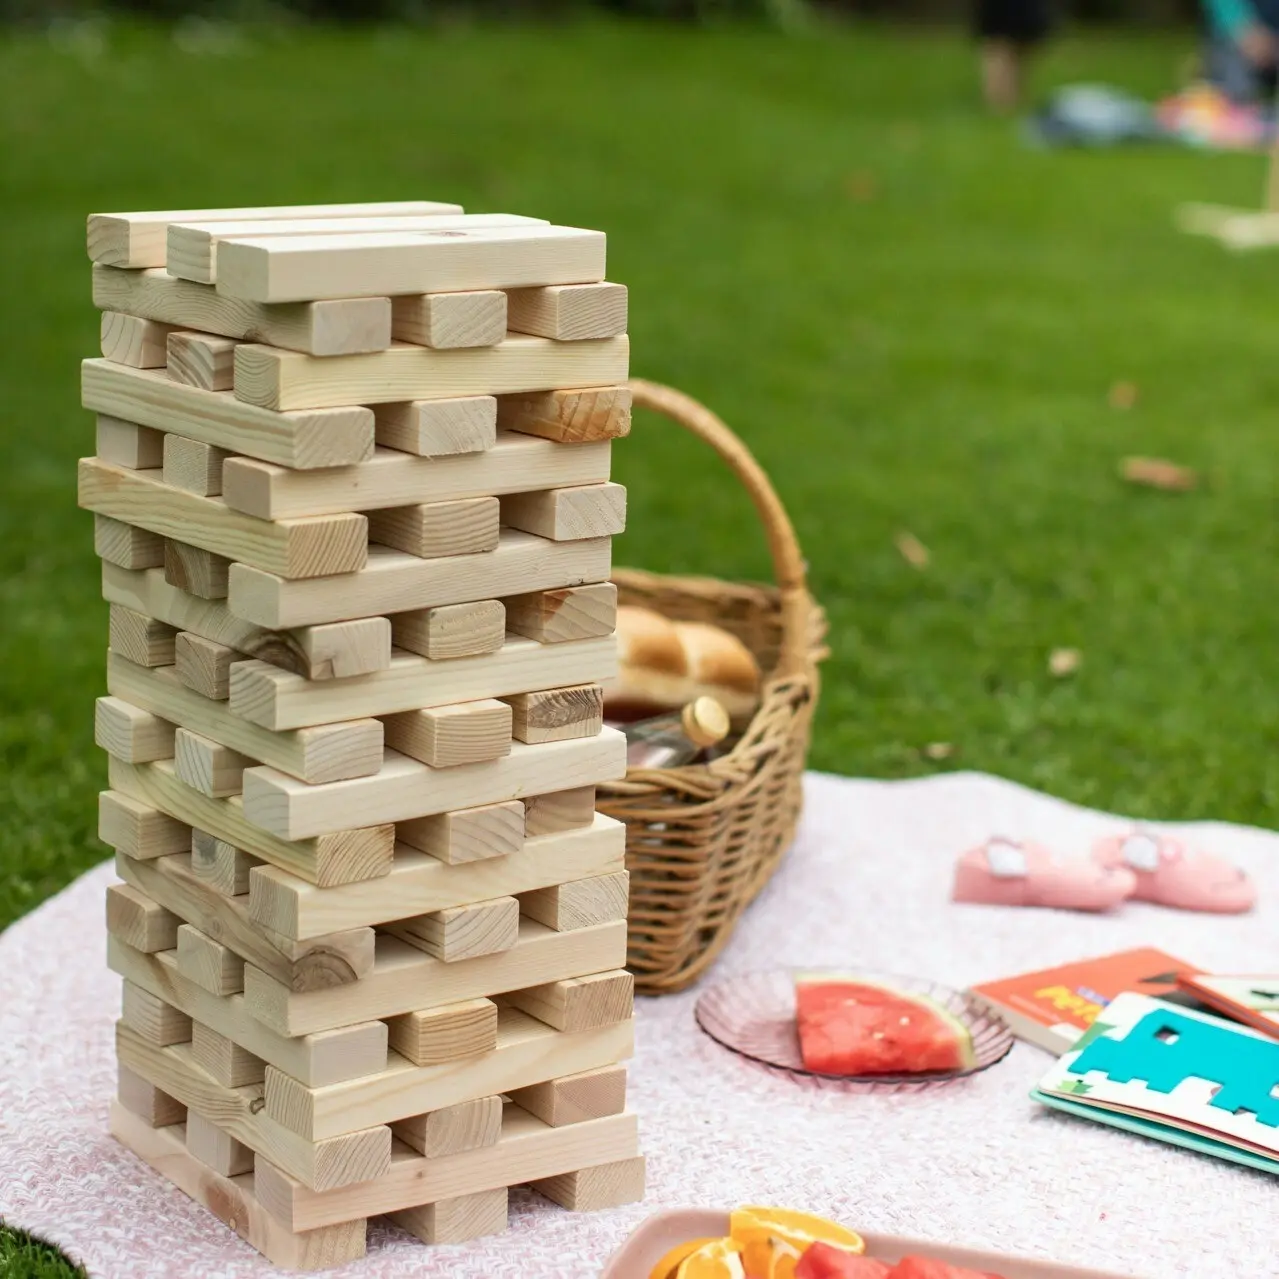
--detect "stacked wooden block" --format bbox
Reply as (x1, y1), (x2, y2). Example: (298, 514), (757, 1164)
(83, 202), (641, 1269)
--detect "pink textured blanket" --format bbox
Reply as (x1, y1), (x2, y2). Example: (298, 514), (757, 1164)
(3, 770), (1276, 1278)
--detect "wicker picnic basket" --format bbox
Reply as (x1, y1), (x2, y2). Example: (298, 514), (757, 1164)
(597, 379), (828, 995)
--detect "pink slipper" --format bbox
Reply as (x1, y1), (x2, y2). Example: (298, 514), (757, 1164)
(1091, 830), (1256, 914)
(952, 837), (1136, 912)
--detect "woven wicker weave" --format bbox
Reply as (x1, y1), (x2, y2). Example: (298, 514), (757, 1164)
(598, 379), (828, 995)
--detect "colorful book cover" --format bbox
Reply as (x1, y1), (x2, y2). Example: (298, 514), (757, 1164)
(1033, 992), (1279, 1176)
(967, 947), (1198, 1054)
(1176, 973), (1279, 1041)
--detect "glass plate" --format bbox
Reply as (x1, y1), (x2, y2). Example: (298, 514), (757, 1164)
(694, 968), (1015, 1090)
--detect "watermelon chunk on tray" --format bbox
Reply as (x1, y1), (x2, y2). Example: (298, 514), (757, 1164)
(795, 1245), (1005, 1279)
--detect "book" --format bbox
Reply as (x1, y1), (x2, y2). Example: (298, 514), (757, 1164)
(1175, 972), (1279, 1041)
(967, 946), (1198, 1054)
(1033, 992), (1279, 1176)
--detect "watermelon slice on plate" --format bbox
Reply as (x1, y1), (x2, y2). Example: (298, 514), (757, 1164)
(886, 1258), (1005, 1279)
(796, 1244), (891, 1277)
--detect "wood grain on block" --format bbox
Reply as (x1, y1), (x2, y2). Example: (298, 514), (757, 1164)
(504, 970), (634, 1033)
(391, 290), (507, 349)
(509, 1064), (627, 1128)
(97, 415), (164, 469)
(519, 871), (628, 932)
(191, 830), (260, 895)
(109, 1102), (369, 1269)
(523, 786), (596, 836)
(96, 513), (164, 570)
(176, 922), (246, 995)
(164, 539), (229, 600)
(107, 652), (385, 786)
(383, 699), (512, 769)
(504, 582), (617, 644)
(105, 881), (179, 953)
(95, 695), (176, 763)
(82, 360), (374, 470)
(88, 200), (464, 267)
(162, 434), (229, 497)
(253, 1105), (639, 1232)
(186, 1108), (254, 1176)
(192, 1021), (266, 1088)
(505, 684), (604, 744)
(531, 1155), (645, 1212)
(173, 631), (239, 700)
(108, 756), (394, 888)
(222, 434), (610, 521)
(109, 604), (176, 667)
(249, 812), (622, 940)
(99, 789), (191, 860)
(392, 1095), (502, 1158)
(80, 458), (369, 581)
(217, 224), (605, 304)
(388, 1187), (507, 1246)
(398, 799), (523, 866)
(174, 727), (252, 798)
(367, 496), (498, 560)
(290, 618), (393, 682)
(497, 385), (631, 444)
(500, 482), (626, 542)
(391, 599), (505, 661)
(385, 999), (498, 1067)
(240, 730), (625, 840)
(263, 1007), (633, 1140)
(108, 938), (389, 1088)
(100, 311), (174, 367)
(92, 264), (392, 357)
(115, 1022), (392, 1193)
(505, 282), (628, 340)
(117, 1062), (185, 1127)
(396, 896), (519, 963)
(122, 980), (193, 1046)
(166, 331), (237, 391)
(374, 396), (496, 457)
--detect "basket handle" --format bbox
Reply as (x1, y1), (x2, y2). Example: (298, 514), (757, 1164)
(628, 378), (812, 677)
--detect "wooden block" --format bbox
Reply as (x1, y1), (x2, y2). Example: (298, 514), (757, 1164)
(505, 684), (604, 744)
(389, 1187), (507, 1245)
(108, 937), (388, 1088)
(100, 311), (174, 367)
(176, 923), (245, 995)
(107, 652), (384, 786)
(505, 970), (634, 1034)
(398, 799), (524, 866)
(95, 513), (164, 570)
(397, 896), (519, 963)
(110, 1102), (369, 1269)
(186, 1108), (254, 1175)
(105, 881), (179, 953)
(82, 359), (375, 470)
(246, 919), (627, 1038)
(95, 694), (176, 763)
(93, 263), (392, 357)
(504, 583), (617, 644)
(291, 618), (392, 682)
(191, 1021), (266, 1088)
(497, 385), (631, 444)
(524, 786), (596, 836)
(531, 1155), (645, 1211)
(100, 789), (191, 859)
(391, 599), (505, 661)
(509, 1064), (627, 1128)
(519, 871), (628, 932)
(162, 433), (229, 496)
(222, 433), (611, 521)
(382, 700), (512, 769)
(80, 458), (369, 581)
(174, 727), (253, 798)
(392, 1095), (502, 1158)
(191, 829), (260, 896)
(166, 331), (237, 391)
(385, 999), (498, 1067)
(217, 224), (606, 304)
(374, 396), (496, 457)
(164, 539), (229, 600)
(251, 814), (621, 940)
(392, 290), (507, 349)
(123, 980), (193, 1045)
(506, 282), (628, 340)
(109, 604), (175, 667)
(241, 730), (625, 840)
(173, 631), (239, 700)
(118, 1061), (186, 1127)
(109, 756), (394, 887)
(500, 482), (626, 541)
(96, 414), (163, 469)
(367, 496), (499, 560)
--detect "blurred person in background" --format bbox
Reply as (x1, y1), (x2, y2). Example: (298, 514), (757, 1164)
(974, 1), (1058, 113)
(1203, 0), (1279, 105)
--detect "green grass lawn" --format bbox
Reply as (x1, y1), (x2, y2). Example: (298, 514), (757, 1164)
(3, 16), (1279, 1274)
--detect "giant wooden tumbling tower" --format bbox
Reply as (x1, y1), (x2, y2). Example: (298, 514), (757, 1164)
(82, 202), (641, 1268)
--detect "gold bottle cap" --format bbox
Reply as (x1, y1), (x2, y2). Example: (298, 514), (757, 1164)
(680, 696), (731, 747)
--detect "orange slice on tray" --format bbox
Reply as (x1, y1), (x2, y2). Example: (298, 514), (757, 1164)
(674, 1237), (747, 1279)
(650, 1238), (727, 1279)
(730, 1207), (865, 1279)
